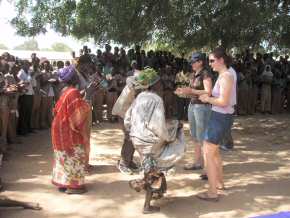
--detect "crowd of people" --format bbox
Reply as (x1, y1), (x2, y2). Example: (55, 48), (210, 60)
(0, 44), (290, 212)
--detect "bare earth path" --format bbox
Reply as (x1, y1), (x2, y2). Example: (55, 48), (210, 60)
(1, 114), (290, 218)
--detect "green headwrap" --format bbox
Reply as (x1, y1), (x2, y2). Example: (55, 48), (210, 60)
(137, 67), (160, 87)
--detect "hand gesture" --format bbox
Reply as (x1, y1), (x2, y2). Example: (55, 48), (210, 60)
(199, 94), (209, 103)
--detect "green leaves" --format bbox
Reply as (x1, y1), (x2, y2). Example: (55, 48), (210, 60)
(10, 0), (290, 51)
(13, 39), (39, 50)
(137, 67), (159, 86)
(51, 42), (72, 52)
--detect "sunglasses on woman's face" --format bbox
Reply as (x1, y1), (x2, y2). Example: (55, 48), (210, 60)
(209, 59), (216, 63)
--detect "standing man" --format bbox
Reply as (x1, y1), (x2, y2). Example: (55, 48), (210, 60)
(17, 60), (34, 135)
(260, 65), (273, 114)
(113, 76), (143, 174)
(0, 71), (9, 154)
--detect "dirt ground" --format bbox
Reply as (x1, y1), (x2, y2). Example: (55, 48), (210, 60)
(1, 114), (290, 218)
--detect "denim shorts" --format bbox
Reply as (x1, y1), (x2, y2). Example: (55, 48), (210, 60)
(187, 103), (211, 142)
(204, 110), (233, 145)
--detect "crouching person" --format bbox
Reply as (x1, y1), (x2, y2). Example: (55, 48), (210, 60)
(124, 68), (186, 214)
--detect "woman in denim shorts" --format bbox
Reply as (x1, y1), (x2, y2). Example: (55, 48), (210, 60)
(175, 52), (213, 170)
(197, 47), (237, 202)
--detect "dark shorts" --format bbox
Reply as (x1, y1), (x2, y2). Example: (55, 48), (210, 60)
(204, 111), (233, 145)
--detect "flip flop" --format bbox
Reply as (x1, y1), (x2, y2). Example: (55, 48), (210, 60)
(217, 186), (228, 191)
(65, 188), (87, 194)
(196, 192), (219, 202)
(200, 174), (208, 180)
(143, 206), (160, 214)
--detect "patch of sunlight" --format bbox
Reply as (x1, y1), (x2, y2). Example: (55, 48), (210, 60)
(90, 148), (120, 155)
(243, 150), (267, 155)
(1, 191), (32, 200)
(47, 198), (116, 216)
(227, 168), (290, 188)
(200, 210), (244, 218)
(119, 200), (147, 217)
(118, 198), (168, 218)
(233, 126), (244, 130)
(25, 154), (42, 157)
(277, 167), (290, 173)
(248, 211), (278, 218)
(97, 129), (122, 134)
(38, 161), (47, 164)
(169, 187), (203, 197)
(235, 140), (243, 144)
(13, 175), (50, 184)
(227, 176), (264, 187)
(276, 151), (290, 156)
(244, 158), (274, 163)
(257, 196), (290, 201)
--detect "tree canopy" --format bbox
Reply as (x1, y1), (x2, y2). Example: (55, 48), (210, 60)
(0, 43), (8, 50)
(10, 0), (290, 52)
(13, 39), (39, 51)
(50, 42), (72, 52)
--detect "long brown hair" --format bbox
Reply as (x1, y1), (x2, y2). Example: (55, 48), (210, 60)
(211, 47), (232, 68)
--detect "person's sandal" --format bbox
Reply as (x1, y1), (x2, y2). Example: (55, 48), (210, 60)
(217, 186), (227, 191)
(65, 188), (87, 194)
(117, 160), (133, 175)
(200, 174), (208, 180)
(196, 192), (219, 202)
(129, 161), (139, 170)
(143, 206), (160, 214)
(58, 187), (67, 193)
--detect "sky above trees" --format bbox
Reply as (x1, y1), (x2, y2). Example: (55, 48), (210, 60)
(0, 0), (97, 51)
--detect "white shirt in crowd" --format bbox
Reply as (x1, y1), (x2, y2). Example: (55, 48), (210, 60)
(17, 69), (34, 95)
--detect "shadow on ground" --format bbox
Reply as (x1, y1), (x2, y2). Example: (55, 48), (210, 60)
(1, 115), (290, 218)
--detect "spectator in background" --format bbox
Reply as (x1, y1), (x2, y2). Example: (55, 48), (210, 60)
(6, 64), (21, 144)
(65, 61), (70, 67)
(260, 65), (273, 114)
(0, 71), (9, 153)
(30, 64), (41, 130)
(17, 60), (34, 135)
(174, 62), (191, 120)
(39, 61), (54, 129)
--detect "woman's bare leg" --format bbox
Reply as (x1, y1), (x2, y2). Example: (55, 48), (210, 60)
(203, 141), (218, 196)
(215, 149), (224, 188)
(194, 142), (203, 166)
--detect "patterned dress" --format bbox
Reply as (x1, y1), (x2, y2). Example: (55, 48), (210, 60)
(51, 87), (90, 189)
